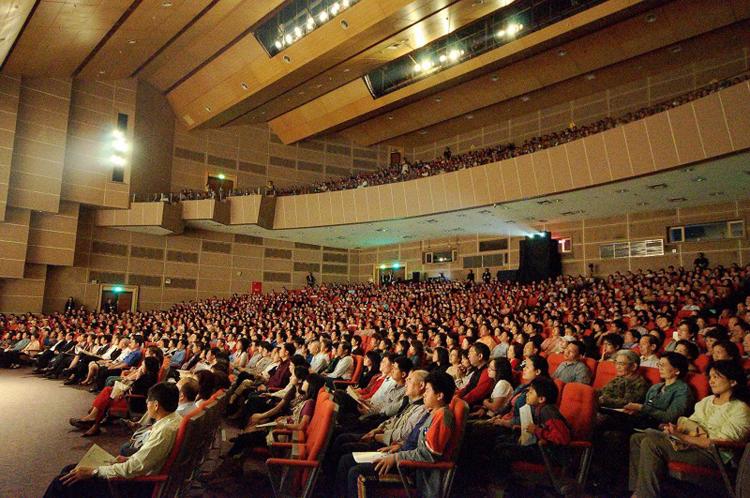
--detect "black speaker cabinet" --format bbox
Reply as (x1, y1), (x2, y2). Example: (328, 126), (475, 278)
(518, 232), (561, 283)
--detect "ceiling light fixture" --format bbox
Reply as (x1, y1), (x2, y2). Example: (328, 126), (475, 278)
(340, 20), (349, 29)
(693, 176), (706, 182)
(161, 1), (173, 6)
(585, 73), (596, 80)
(615, 188), (629, 193)
(521, 96), (530, 102)
(283, 55), (291, 63)
(127, 39), (136, 44)
(645, 13), (656, 23)
(668, 197), (687, 202)
(648, 183), (667, 190)
(491, 75), (499, 82)
(557, 49), (567, 56)
(241, 82), (249, 90)
(669, 45), (682, 54)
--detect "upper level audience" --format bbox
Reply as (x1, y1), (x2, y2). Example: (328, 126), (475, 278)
(132, 72), (749, 202)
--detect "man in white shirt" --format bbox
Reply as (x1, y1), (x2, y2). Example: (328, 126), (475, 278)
(639, 334), (660, 368)
(359, 356), (412, 419)
(324, 342), (354, 386)
(43, 383), (182, 498)
(310, 340), (331, 374)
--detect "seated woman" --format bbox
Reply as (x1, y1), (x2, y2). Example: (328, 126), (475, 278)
(224, 372), (326, 458)
(620, 352), (694, 429)
(0, 331), (41, 368)
(470, 357), (514, 418)
(428, 346), (450, 375)
(600, 333), (624, 362)
(675, 339), (701, 372)
(356, 351), (381, 390)
(69, 356), (160, 436)
(630, 360), (750, 498)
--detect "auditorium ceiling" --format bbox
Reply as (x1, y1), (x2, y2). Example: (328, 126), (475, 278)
(2, 0), (749, 148)
(182, 152), (750, 249)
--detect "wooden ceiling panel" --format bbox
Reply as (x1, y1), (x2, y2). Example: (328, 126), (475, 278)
(140, 0), (286, 91)
(227, 0), (507, 126)
(270, 0), (651, 143)
(77, 0), (215, 80)
(387, 23), (750, 147)
(0, 0), (37, 72)
(3, 0), (133, 77)
(279, 0), (746, 146)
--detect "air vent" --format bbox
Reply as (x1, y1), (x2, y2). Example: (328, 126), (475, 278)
(648, 183), (668, 190)
(668, 197), (687, 202)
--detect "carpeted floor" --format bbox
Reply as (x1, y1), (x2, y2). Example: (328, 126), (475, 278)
(0, 368), (128, 498)
(0, 368), (275, 498)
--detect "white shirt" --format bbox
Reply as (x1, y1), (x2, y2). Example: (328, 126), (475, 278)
(310, 352), (329, 374)
(491, 379), (513, 399)
(97, 411), (182, 479)
(329, 355), (353, 380)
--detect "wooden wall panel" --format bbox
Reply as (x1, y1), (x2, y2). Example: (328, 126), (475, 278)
(26, 201), (79, 266)
(668, 104), (706, 165)
(622, 120), (655, 176)
(583, 134), (612, 185)
(428, 175), (448, 213)
(693, 92), (733, 158)
(547, 147), (573, 191)
(470, 167), (491, 206)
(0, 263), (46, 313)
(602, 127), (633, 180)
(564, 141), (589, 189)
(644, 112), (680, 171)
(0, 207), (31, 278)
(8, 78), (72, 213)
(531, 151), (555, 195)
(720, 80), (750, 151)
(0, 75), (21, 221)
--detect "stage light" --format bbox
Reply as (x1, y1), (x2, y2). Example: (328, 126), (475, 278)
(217, 173), (226, 180)
(343, 0), (350, 6)
(331, 2), (340, 14)
(285, 33), (293, 44)
(112, 286), (124, 293)
(380, 264), (387, 270)
(413, 63), (422, 72)
(110, 154), (126, 167)
(294, 26), (302, 37)
(448, 49), (460, 61)
(307, 17), (315, 30)
(319, 11), (329, 22)
(275, 40), (283, 49)
(439, 54), (447, 63)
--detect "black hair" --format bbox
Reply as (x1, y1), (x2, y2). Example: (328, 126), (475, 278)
(471, 342), (490, 362)
(527, 355), (550, 377)
(641, 334), (660, 349)
(147, 382), (179, 413)
(304, 373), (326, 401)
(679, 320), (699, 338)
(569, 340), (586, 356)
(143, 356), (160, 375)
(529, 376), (559, 405)
(490, 357), (514, 385)
(708, 360), (750, 403)
(365, 351), (381, 371)
(662, 352), (690, 380)
(179, 379), (199, 402)
(675, 340), (700, 361)
(393, 356), (414, 376)
(713, 340), (742, 363)
(339, 341), (352, 354)
(293, 365), (310, 383)
(282, 343), (296, 356)
(433, 346), (449, 366)
(195, 370), (217, 400)
(425, 371), (456, 404)
(602, 333), (624, 350)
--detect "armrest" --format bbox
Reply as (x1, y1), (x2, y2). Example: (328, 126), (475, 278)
(266, 458), (319, 468)
(271, 429), (293, 436)
(333, 379), (356, 386)
(397, 461), (455, 471)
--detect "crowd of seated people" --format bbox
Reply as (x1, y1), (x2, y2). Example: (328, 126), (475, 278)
(129, 71), (749, 203)
(2, 261), (750, 496)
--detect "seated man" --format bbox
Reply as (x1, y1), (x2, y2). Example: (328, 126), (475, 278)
(552, 341), (592, 384)
(91, 336), (144, 392)
(43, 382), (182, 498)
(323, 341), (355, 386)
(340, 371), (456, 498)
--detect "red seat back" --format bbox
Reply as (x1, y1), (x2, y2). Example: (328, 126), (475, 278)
(559, 383), (596, 441)
(640, 366), (662, 386)
(349, 355), (364, 383)
(303, 399), (334, 461)
(686, 372), (710, 401)
(592, 360), (617, 390)
(444, 397), (469, 462)
(694, 354), (711, 373)
(547, 353), (564, 376)
(583, 357), (598, 379)
(553, 378), (566, 407)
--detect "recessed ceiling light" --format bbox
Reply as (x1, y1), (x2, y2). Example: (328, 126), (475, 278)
(585, 73), (596, 80)
(127, 39), (136, 44)
(645, 13), (656, 23)
(434, 97), (442, 103)
(343, 68), (350, 73)
(375, 228), (388, 232)
(205, 106), (212, 112)
(521, 96), (530, 102)
(340, 20), (349, 29)
(669, 45), (682, 54)
(615, 188), (629, 193)
(465, 114), (474, 120)
(557, 49), (567, 57)
(283, 55), (291, 63)
(241, 82), (249, 90)
(668, 197), (687, 202)
(693, 176), (706, 182)
(491, 75), (499, 82)
(683, 166), (695, 172)
(648, 183), (667, 190)
(98, 70), (106, 75)
(418, 130), (428, 135)
(161, 1), (173, 6)
(387, 116), (394, 120)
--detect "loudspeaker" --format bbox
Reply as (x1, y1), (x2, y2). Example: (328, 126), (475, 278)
(412, 271), (421, 283)
(517, 232), (561, 283)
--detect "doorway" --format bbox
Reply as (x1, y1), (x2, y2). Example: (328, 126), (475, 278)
(97, 284), (139, 313)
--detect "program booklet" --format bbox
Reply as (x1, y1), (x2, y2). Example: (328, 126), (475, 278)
(75, 444), (116, 470)
(352, 451), (385, 464)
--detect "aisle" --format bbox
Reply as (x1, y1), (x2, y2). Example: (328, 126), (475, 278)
(0, 368), (123, 498)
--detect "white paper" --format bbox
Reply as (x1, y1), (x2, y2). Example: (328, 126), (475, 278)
(111, 381), (130, 399)
(255, 422), (278, 429)
(519, 404), (536, 446)
(352, 451), (385, 464)
(75, 444), (116, 470)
